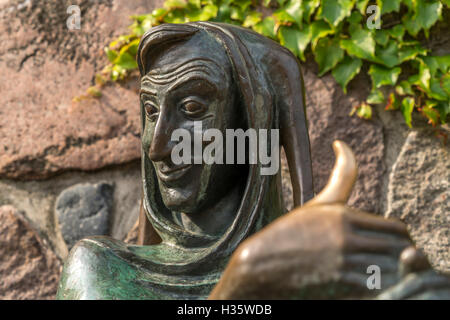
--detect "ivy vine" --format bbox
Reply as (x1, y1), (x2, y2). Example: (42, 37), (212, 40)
(90, 0), (450, 128)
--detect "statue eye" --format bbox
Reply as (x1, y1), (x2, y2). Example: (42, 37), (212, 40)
(144, 103), (159, 122)
(180, 99), (206, 118)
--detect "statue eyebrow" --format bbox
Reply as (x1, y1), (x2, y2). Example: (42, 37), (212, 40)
(148, 58), (223, 77)
(166, 74), (218, 93)
(140, 88), (157, 96)
(143, 58), (227, 86)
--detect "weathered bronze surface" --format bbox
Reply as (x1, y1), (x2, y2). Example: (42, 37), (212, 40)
(57, 22), (449, 300)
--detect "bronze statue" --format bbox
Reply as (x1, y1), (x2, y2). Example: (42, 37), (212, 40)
(57, 22), (449, 300)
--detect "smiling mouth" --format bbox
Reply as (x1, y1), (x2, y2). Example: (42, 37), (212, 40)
(157, 164), (193, 182)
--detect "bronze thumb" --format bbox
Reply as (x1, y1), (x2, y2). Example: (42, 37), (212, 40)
(304, 140), (358, 207)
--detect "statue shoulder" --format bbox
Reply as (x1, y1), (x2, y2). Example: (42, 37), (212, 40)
(57, 237), (155, 300)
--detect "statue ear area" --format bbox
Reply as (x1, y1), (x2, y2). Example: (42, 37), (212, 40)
(304, 140), (358, 208)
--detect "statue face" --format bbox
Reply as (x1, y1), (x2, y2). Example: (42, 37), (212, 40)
(141, 33), (245, 213)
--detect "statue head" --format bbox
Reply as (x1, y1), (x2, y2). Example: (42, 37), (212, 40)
(139, 26), (246, 215)
(137, 22), (314, 254)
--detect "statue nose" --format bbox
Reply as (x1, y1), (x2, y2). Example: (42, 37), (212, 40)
(149, 119), (174, 162)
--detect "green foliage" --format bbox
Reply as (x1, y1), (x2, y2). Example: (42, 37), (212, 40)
(332, 56), (362, 93)
(98, 0), (450, 127)
(315, 37), (344, 76)
(401, 96), (415, 127)
(340, 26), (376, 61)
(350, 102), (373, 119)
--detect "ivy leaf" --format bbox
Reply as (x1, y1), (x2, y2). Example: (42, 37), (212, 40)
(423, 55), (450, 74)
(230, 6), (244, 21)
(253, 17), (277, 40)
(302, 0), (320, 22)
(367, 88), (385, 104)
(395, 80), (414, 96)
(115, 51), (138, 70)
(278, 25), (311, 61)
(130, 24), (145, 37)
(105, 48), (118, 63)
(414, 0), (442, 31)
(111, 65), (126, 81)
(130, 14), (153, 36)
(442, 73), (450, 96)
(350, 102), (372, 120)
(376, 41), (400, 68)
(332, 56), (362, 93)
(119, 39), (140, 57)
(385, 92), (399, 110)
(374, 30), (390, 46)
(310, 20), (334, 50)
(284, 0), (304, 27)
(402, 0), (414, 9)
(403, 0), (442, 37)
(356, 0), (369, 14)
(95, 74), (106, 86)
(421, 100), (440, 126)
(369, 65), (401, 89)
(202, 4), (219, 20)
(185, 8), (200, 21)
(87, 86), (102, 98)
(408, 63), (431, 91)
(164, 0), (188, 10)
(340, 27), (375, 60)
(402, 12), (421, 37)
(109, 35), (133, 50)
(426, 78), (449, 101)
(347, 11), (363, 25)
(401, 97), (415, 128)
(421, 57), (439, 77)
(152, 8), (168, 19)
(318, 0), (355, 27)
(188, 0), (201, 8)
(233, 0), (252, 11)
(164, 9), (187, 23)
(377, 37), (427, 67)
(216, 3), (231, 21)
(131, 14), (150, 23)
(314, 37), (345, 76)
(387, 24), (404, 41)
(186, 4), (218, 21)
(436, 56), (450, 73)
(274, 8), (297, 25)
(243, 11), (262, 28)
(398, 43), (427, 63)
(436, 101), (450, 124)
(377, 0), (401, 15)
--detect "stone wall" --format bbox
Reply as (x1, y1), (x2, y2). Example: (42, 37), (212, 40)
(0, 0), (448, 299)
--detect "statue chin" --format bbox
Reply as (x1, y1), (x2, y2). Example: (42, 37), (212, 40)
(159, 186), (201, 214)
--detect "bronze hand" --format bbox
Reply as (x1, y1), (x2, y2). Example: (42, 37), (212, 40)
(209, 141), (427, 299)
